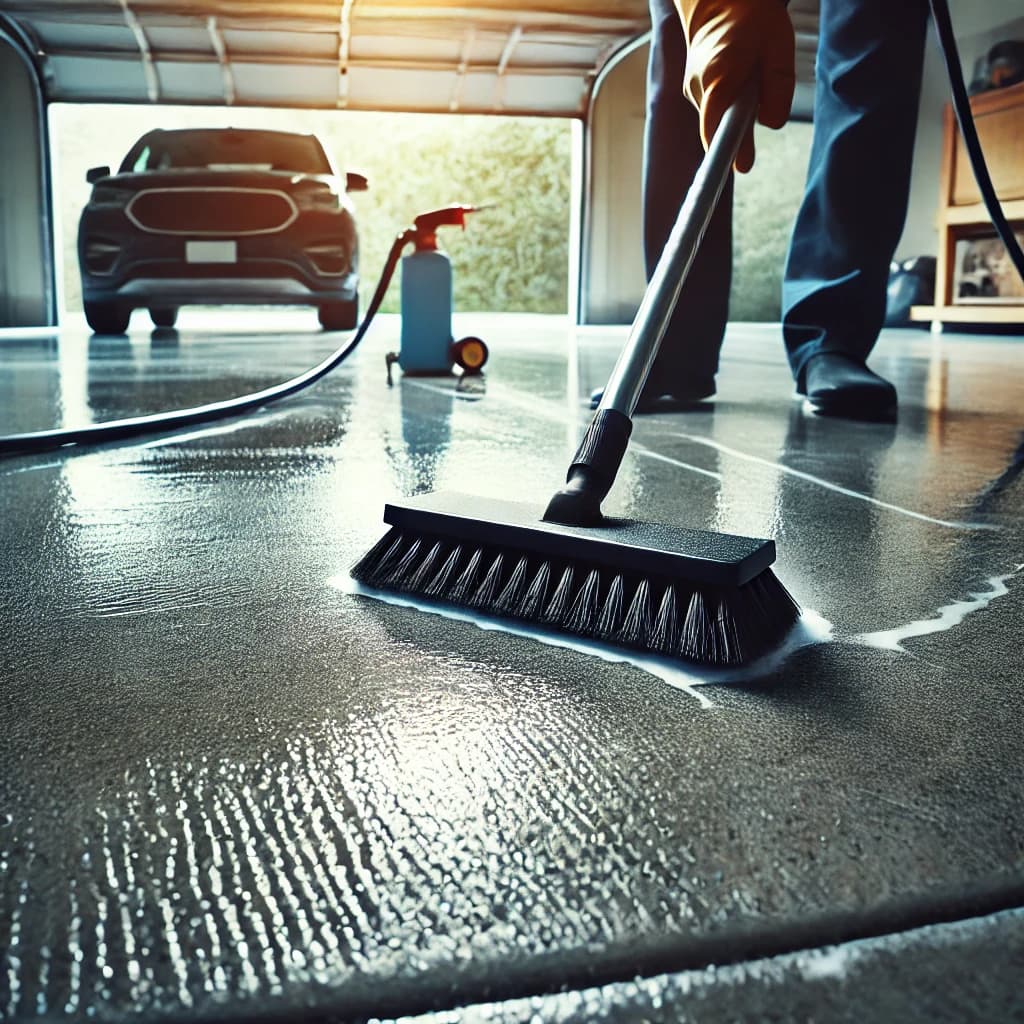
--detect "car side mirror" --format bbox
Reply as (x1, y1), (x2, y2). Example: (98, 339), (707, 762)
(345, 171), (369, 193)
(86, 166), (111, 184)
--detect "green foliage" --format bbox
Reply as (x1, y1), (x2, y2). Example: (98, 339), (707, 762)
(730, 122), (814, 321)
(315, 112), (573, 314)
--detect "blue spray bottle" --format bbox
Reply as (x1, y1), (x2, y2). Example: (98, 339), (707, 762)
(387, 205), (488, 381)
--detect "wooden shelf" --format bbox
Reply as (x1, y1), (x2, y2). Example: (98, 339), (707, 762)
(924, 82), (1024, 330)
(941, 198), (1024, 226)
(911, 304), (1024, 325)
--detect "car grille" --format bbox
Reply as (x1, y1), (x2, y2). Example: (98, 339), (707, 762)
(126, 188), (297, 236)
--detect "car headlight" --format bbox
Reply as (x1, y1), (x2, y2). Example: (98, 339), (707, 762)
(294, 188), (341, 212)
(90, 185), (133, 206)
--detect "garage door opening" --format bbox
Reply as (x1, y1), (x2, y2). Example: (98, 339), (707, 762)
(51, 103), (576, 329)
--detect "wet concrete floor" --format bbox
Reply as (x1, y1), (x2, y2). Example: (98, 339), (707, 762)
(1, 311), (1022, 1021)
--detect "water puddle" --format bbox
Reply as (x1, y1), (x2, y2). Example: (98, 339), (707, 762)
(671, 432), (997, 531)
(331, 574), (833, 708)
(134, 409), (293, 449)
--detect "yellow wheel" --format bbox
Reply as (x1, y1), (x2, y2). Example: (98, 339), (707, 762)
(451, 336), (488, 374)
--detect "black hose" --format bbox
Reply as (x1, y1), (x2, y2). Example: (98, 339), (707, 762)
(0, 229), (413, 457)
(929, 0), (1024, 284)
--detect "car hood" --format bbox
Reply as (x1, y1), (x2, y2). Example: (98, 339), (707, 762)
(96, 170), (338, 193)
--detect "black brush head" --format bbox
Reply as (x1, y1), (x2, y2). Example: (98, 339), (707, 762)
(381, 492), (775, 587)
(353, 493), (800, 667)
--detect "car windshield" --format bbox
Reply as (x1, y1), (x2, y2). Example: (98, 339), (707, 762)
(121, 130), (331, 174)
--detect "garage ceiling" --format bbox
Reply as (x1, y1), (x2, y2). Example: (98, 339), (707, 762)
(0, 0), (819, 117)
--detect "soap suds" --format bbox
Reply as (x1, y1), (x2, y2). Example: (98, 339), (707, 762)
(853, 565), (1021, 651)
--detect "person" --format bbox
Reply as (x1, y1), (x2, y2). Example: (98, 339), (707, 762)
(608, 0), (930, 420)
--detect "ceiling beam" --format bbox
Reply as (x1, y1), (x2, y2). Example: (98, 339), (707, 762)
(448, 25), (475, 112)
(43, 43), (601, 75)
(493, 23), (522, 111)
(336, 0), (354, 107)
(117, 0), (159, 101)
(0, 3), (647, 37)
(206, 14), (235, 104)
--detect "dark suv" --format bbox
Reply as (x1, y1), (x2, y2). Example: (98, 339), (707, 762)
(78, 128), (366, 334)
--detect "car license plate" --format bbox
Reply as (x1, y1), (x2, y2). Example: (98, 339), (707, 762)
(185, 240), (237, 264)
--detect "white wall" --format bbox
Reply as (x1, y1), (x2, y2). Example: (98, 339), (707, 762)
(581, 41), (648, 324)
(897, 0), (1024, 260)
(0, 35), (53, 326)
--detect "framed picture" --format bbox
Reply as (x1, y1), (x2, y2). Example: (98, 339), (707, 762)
(953, 231), (1024, 304)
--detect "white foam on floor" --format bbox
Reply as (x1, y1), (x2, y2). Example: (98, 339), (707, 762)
(797, 944), (854, 981)
(330, 573), (833, 708)
(853, 564), (1022, 652)
(332, 560), (1021, 702)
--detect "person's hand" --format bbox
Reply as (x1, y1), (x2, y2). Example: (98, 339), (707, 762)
(674, 0), (795, 173)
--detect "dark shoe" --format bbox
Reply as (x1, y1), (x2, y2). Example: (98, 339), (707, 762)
(590, 378), (715, 412)
(800, 353), (897, 422)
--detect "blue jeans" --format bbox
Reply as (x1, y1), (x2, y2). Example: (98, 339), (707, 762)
(644, 0), (929, 386)
(782, 0), (929, 384)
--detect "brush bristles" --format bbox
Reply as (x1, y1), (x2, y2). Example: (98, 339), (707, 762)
(352, 527), (800, 667)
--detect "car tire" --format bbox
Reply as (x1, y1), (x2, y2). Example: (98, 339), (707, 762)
(84, 301), (131, 335)
(318, 297), (359, 332)
(150, 307), (179, 329)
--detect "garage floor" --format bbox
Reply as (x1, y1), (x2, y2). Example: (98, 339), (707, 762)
(1, 312), (1022, 1023)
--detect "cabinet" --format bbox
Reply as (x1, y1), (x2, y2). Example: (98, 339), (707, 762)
(911, 79), (1024, 328)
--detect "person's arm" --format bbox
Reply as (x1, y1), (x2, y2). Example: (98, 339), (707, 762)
(674, 0), (796, 172)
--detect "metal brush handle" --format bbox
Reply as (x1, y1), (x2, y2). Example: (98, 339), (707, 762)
(599, 78), (758, 417)
(544, 81), (758, 527)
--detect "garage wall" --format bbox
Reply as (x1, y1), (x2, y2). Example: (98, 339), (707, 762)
(580, 40), (648, 325)
(0, 29), (54, 327)
(897, 0), (1024, 262)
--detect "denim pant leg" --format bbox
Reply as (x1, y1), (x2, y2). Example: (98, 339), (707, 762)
(644, 0), (731, 386)
(782, 0), (929, 384)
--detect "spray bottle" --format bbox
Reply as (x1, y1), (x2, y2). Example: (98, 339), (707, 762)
(386, 205), (489, 382)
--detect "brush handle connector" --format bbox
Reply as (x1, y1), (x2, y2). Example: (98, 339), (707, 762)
(544, 409), (633, 526)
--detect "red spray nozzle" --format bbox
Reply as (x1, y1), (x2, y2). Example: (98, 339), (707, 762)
(411, 204), (480, 250)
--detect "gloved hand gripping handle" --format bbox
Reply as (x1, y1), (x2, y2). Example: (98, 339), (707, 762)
(544, 80), (759, 527)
